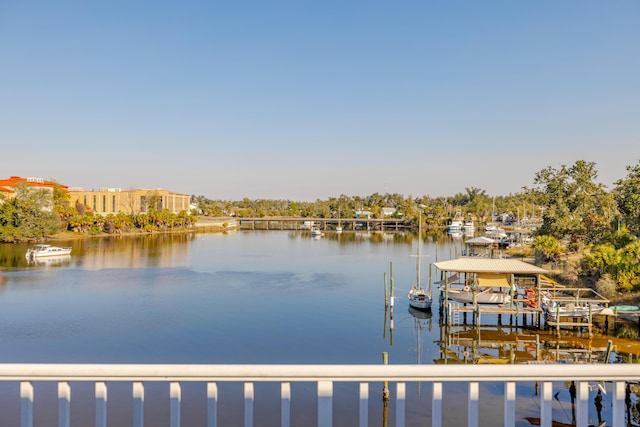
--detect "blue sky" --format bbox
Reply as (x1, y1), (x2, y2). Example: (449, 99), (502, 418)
(1, 1), (638, 201)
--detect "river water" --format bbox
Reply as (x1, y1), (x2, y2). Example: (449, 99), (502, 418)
(0, 230), (635, 426)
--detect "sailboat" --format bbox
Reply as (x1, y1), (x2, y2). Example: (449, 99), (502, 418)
(408, 210), (432, 310)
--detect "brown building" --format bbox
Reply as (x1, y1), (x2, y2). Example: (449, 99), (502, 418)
(1, 176), (190, 216)
(68, 188), (191, 215)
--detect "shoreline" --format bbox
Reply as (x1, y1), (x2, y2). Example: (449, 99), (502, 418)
(47, 217), (238, 241)
(27, 222), (640, 312)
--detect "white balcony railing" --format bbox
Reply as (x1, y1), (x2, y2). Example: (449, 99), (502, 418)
(1, 363), (637, 427)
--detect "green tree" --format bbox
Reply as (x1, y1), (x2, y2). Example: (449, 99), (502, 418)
(614, 160), (640, 237)
(0, 183), (61, 242)
(531, 235), (562, 263)
(533, 160), (613, 247)
(68, 214), (95, 233)
(581, 237), (640, 292)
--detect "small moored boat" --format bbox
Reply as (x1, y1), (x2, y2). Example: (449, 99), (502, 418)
(408, 211), (432, 310)
(447, 210), (464, 234)
(541, 299), (613, 320)
(462, 220), (475, 234)
(26, 244), (72, 258)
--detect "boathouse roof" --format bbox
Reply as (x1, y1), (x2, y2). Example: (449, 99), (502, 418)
(433, 258), (547, 275)
(464, 236), (495, 245)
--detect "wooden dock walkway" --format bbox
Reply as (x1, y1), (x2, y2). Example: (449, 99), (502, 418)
(237, 217), (407, 231)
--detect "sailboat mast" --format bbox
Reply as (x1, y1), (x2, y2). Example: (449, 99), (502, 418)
(416, 210), (422, 288)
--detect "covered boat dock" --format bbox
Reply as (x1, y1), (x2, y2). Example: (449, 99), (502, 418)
(434, 258), (548, 328)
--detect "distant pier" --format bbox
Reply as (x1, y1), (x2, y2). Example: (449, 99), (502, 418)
(237, 217), (407, 231)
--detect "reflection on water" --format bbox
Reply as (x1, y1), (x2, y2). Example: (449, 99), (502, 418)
(1, 234), (196, 270)
(26, 254), (71, 268)
(0, 231), (638, 426)
(436, 324), (617, 364)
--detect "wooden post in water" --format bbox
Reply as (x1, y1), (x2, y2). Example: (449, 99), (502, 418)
(382, 352), (389, 402)
(429, 263), (433, 295)
(383, 270), (389, 340)
(384, 272), (388, 309)
(605, 340), (613, 363)
(383, 307), (387, 340)
(389, 262), (394, 309)
(389, 262), (394, 347)
(381, 352), (393, 427)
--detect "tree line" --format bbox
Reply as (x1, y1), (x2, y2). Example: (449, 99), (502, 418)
(194, 159), (640, 238)
(2, 158), (640, 295)
(193, 159), (640, 296)
(0, 183), (196, 242)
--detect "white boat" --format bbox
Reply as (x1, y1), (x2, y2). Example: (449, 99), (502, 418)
(26, 244), (72, 258)
(485, 224), (510, 247)
(311, 228), (323, 237)
(408, 286), (432, 310)
(461, 220), (475, 233)
(441, 271), (513, 304)
(541, 296), (614, 320)
(447, 221), (462, 233)
(485, 224), (507, 239)
(446, 286), (511, 304)
(447, 210), (464, 233)
(408, 211), (432, 310)
(542, 302), (613, 320)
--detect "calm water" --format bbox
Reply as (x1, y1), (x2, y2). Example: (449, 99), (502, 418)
(0, 230), (462, 365)
(0, 230), (632, 426)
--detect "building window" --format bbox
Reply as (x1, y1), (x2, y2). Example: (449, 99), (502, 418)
(112, 195), (116, 212)
(102, 195), (106, 212)
(83, 195), (87, 206)
(93, 195), (97, 210)
(141, 196), (147, 213)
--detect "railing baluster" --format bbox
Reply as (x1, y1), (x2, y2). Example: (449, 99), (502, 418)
(358, 382), (368, 427)
(396, 382), (405, 427)
(244, 382), (254, 427)
(432, 381), (442, 427)
(468, 382), (478, 427)
(613, 381), (625, 427)
(20, 381), (33, 427)
(504, 381), (515, 427)
(170, 382), (181, 427)
(281, 382), (291, 427)
(58, 381), (71, 427)
(95, 382), (107, 427)
(576, 381), (588, 427)
(540, 381), (552, 427)
(317, 380), (333, 427)
(133, 381), (144, 427)
(207, 382), (218, 427)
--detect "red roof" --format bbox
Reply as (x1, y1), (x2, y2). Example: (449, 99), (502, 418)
(0, 176), (69, 191)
